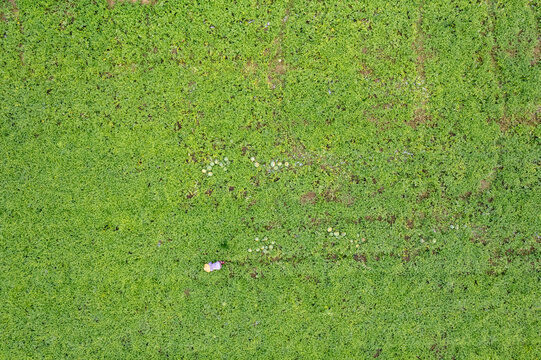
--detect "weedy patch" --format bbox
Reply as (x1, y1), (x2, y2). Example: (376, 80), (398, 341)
(1, 0), (540, 358)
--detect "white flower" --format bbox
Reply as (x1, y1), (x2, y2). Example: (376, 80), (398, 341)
(207, 165), (212, 171)
(208, 172), (213, 176)
(261, 246), (264, 250)
(270, 161), (275, 167)
(254, 162), (260, 167)
(209, 162), (214, 166)
(248, 248), (252, 252)
(285, 162), (289, 167)
(250, 157), (255, 162)
(224, 157), (229, 162)
(273, 166), (278, 170)
(327, 227), (332, 232)
(432, 239), (436, 243)
(256, 248), (260, 252)
(271, 241), (275, 244)
(334, 231), (339, 237)
(278, 162), (282, 166)
(269, 245), (273, 250)
(202, 169), (207, 173)
(255, 237), (259, 241)
(341, 232), (346, 237)
(219, 162), (224, 167)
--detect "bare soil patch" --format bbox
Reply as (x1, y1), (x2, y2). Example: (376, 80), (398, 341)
(300, 191), (317, 205)
(497, 111), (540, 131)
(479, 179), (491, 192)
(243, 59), (257, 77)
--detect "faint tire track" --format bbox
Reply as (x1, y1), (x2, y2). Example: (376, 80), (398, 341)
(411, 1), (430, 128)
(6, 0), (24, 66)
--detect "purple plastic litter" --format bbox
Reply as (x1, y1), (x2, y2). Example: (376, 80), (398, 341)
(204, 261), (224, 272)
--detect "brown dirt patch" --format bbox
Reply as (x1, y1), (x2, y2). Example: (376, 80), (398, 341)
(359, 64), (373, 77)
(411, 108), (430, 127)
(266, 59), (289, 89)
(341, 193), (356, 207)
(300, 191), (317, 205)
(532, 38), (541, 66)
(418, 190), (430, 202)
(7, 0), (18, 14)
(250, 268), (263, 279)
(401, 249), (418, 262)
(532, 107), (541, 125)
(460, 191), (472, 201)
(406, 218), (414, 229)
(496, 108), (540, 130)
(470, 224), (488, 245)
(273, 61), (287, 75)
(0, 12), (6, 22)
(505, 47), (517, 58)
(353, 254), (367, 263)
(243, 59), (257, 76)
(479, 179), (491, 192)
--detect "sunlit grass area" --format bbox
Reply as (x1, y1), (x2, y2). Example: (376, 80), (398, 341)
(1, 0), (540, 358)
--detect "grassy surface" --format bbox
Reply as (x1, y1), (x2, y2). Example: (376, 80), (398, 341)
(1, 0), (540, 358)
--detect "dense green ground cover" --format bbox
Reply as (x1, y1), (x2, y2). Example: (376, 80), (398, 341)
(1, 0), (540, 358)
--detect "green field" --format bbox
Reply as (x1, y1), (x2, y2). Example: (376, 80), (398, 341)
(1, 0), (540, 358)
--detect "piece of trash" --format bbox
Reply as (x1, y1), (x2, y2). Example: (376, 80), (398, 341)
(204, 261), (224, 272)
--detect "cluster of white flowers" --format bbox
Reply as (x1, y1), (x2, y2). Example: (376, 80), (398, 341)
(202, 156), (230, 176)
(248, 236), (276, 254)
(327, 228), (366, 248)
(250, 156), (290, 172)
(327, 227), (346, 238)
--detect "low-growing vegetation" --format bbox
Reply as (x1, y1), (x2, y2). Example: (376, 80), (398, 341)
(1, 0), (540, 358)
